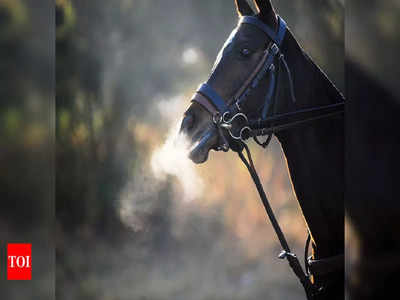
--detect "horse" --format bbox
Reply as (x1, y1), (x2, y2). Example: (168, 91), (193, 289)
(179, 1), (344, 299)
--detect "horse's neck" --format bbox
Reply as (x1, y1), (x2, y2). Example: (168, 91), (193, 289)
(275, 32), (344, 258)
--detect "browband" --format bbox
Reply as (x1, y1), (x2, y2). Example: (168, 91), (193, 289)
(241, 16), (287, 46)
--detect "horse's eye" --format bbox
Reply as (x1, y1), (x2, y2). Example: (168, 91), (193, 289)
(241, 48), (251, 57)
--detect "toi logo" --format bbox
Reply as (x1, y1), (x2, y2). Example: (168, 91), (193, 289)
(7, 243), (32, 280)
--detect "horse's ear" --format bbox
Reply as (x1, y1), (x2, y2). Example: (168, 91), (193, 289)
(253, 0), (274, 16)
(234, 0), (254, 16)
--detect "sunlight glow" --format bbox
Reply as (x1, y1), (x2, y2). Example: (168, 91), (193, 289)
(182, 47), (199, 65)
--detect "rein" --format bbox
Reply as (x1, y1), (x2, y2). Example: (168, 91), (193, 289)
(238, 142), (316, 300)
(190, 15), (344, 300)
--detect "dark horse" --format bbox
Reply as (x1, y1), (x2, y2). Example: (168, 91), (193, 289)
(180, 1), (344, 299)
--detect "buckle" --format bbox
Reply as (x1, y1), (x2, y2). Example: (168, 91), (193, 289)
(269, 63), (275, 72)
(271, 43), (279, 55)
(278, 250), (297, 259)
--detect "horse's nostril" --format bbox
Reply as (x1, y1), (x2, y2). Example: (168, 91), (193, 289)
(180, 114), (194, 133)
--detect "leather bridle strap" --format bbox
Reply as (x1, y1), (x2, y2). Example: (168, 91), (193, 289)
(238, 142), (316, 300)
(197, 83), (229, 115)
(233, 47), (271, 103)
(241, 15), (287, 45)
(249, 102), (345, 137)
(191, 92), (220, 118)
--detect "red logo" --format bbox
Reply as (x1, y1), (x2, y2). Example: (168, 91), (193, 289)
(7, 243), (32, 280)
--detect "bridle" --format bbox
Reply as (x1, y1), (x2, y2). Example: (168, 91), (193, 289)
(191, 15), (344, 151)
(190, 15), (344, 300)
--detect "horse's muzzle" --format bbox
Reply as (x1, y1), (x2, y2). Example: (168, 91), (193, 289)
(188, 126), (218, 164)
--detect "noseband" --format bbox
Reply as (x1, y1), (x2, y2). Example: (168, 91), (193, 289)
(189, 15), (344, 300)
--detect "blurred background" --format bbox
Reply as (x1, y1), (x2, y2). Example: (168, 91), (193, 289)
(54, 1), (343, 300)
(0, 0), (54, 299)
(346, 1), (400, 99)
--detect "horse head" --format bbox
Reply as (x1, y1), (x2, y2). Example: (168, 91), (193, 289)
(180, 0), (295, 163)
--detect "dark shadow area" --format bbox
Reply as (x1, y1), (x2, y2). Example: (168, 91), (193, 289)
(346, 0), (400, 299)
(0, 0), (54, 299)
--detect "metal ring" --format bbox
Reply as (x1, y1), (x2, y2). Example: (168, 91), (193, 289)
(239, 126), (251, 141)
(228, 112), (248, 124)
(228, 130), (241, 140)
(222, 111), (231, 123)
(221, 112), (246, 124)
(223, 112), (250, 140)
(227, 125), (250, 141)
